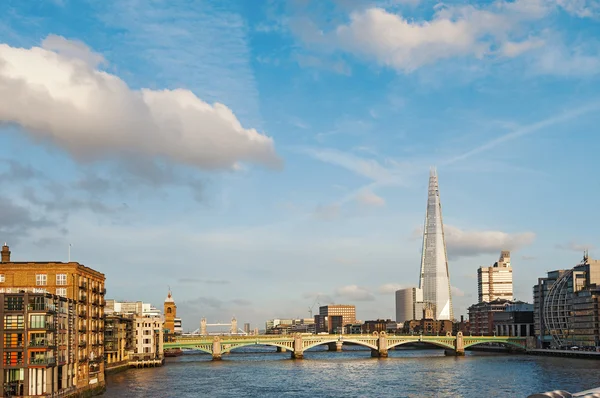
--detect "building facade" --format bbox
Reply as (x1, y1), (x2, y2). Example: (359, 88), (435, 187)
(163, 291), (176, 335)
(0, 244), (106, 395)
(418, 168), (453, 320)
(104, 315), (134, 371)
(533, 254), (600, 348)
(468, 299), (527, 335)
(478, 250), (513, 303)
(0, 292), (77, 397)
(318, 305), (356, 327)
(132, 316), (163, 363)
(493, 302), (534, 337)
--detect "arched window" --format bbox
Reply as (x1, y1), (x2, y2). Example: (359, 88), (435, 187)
(167, 307), (172, 314)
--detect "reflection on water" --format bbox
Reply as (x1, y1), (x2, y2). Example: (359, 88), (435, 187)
(103, 347), (600, 398)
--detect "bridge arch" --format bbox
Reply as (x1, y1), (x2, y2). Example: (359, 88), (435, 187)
(166, 344), (212, 355)
(387, 340), (455, 351)
(303, 338), (378, 352)
(221, 341), (293, 354)
(463, 339), (526, 351)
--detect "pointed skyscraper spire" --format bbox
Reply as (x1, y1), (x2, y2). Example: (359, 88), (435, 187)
(418, 167), (453, 320)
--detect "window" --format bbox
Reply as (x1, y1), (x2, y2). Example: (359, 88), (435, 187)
(36, 274), (47, 286)
(56, 288), (67, 297)
(143, 338), (151, 344)
(0, 274), (4, 283)
(56, 274), (67, 286)
(4, 315), (24, 329)
(4, 296), (23, 311)
(29, 315), (46, 329)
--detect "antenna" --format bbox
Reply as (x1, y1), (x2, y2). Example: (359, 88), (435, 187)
(68, 243), (72, 262)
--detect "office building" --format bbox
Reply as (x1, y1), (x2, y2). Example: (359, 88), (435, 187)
(0, 244), (106, 395)
(493, 302), (534, 337)
(418, 168), (453, 320)
(104, 315), (134, 372)
(319, 305), (356, 327)
(478, 250), (513, 303)
(533, 253), (600, 348)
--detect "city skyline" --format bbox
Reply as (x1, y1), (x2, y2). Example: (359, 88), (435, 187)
(0, 0), (599, 328)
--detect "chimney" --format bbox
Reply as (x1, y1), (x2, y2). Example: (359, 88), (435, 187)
(1, 243), (10, 263)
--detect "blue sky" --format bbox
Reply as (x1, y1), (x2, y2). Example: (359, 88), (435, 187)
(1, 0), (599, 330)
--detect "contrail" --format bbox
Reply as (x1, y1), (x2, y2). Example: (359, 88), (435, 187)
(443, 101), (600, 166)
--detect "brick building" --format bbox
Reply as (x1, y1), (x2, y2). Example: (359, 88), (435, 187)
(0, 244), (106, 395)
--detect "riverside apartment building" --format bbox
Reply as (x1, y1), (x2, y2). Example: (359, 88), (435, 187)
(0, 244), (106, 396)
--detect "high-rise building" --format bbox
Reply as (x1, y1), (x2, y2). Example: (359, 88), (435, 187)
(395, 287), (424, 323)
(0, 244), (106, 395)
(478, 250), (514, 303)
(418, 168), (453, 320)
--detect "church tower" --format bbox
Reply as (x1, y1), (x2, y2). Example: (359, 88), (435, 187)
(164, 289), (177, 334)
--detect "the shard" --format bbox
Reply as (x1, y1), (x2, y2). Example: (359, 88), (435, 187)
(418, 168), (453, 321)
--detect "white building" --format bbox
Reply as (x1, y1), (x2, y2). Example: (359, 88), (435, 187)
(133, 316), (164, 361)
(478, 251), (514, 303)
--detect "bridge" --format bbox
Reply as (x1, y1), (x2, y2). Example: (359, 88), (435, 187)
(164, 331), (533, 360)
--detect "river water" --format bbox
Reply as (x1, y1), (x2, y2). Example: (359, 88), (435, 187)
(103, 347), (600, 397)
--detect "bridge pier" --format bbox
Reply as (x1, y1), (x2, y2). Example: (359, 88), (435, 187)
(328, 342), (343, 352)
(276, 346), (287, 353)
(212, 337), (222, 361)
(451, 332), (465, 356)
(291, 333), (303, 360)
(371, 332), (388, 358)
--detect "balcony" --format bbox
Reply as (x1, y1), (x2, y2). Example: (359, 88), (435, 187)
(78, 310), (87, 318)
(29, 340), (51, 348)
(27, 304), (56, 313)
(100, 288), (106, 296)
(78, 326), (87, 333)
(78, 295), (87, 304)
(78, 341), (87, 347)
(79, 282), (87, 290)
(29, 357), (56, 366)
(3, 359), (24, 366)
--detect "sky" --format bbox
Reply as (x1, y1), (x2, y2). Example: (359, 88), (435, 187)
(0, 0), (599, 331)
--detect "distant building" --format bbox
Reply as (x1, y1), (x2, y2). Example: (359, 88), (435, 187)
(395, 287), (424, 323)
(319, 305), (356, 327)
(533, 253), (600, 348)
(174, 317), (183, 335)
(0, 292), (77, 397)
(132, 316), (164, 364)
(478, 250), (513, 303)
(468, 299), (532, 335)
(493, 302), (534, 337)
(104, 315), (135, 371)
(163, 290), (176, 334)
(361, 319), (398, 334)
(0, 244), (106, 395)
(244, 323), (251, 334)
(265, 318), (314, 334)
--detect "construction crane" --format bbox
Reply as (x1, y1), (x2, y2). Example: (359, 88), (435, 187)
(308, 295), (320, 318)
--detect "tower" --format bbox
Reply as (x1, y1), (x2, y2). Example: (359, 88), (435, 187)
(164, 289), (177, 334)
(418, 168), (453, 320)
(1, 243), (10, 262)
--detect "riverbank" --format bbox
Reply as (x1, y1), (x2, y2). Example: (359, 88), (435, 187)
(527, 349), (600, 360)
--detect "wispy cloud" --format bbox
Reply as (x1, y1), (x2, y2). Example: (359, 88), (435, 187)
(555, 241), (596, 252)
(444, 102), (600, 165)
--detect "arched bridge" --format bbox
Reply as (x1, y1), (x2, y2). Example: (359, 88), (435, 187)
(164, 332), (533, 360)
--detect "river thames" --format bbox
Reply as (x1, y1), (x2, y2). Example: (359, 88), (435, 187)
(103, 347), (600, 397)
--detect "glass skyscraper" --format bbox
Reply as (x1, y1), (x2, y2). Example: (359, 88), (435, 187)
(418, 168), (454, 321)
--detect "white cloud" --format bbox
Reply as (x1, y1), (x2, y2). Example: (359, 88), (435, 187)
(334, 285), (375, 301)
(444, 225), (536, 259)
(314, 203), (340, 221)
(500, 38), (545, 57)
(323, 3), (548, 72)
(356, 189), (386, 207)
(378, 283), (406, 294)
(0, 37), (281, 171)
(294, 1), (600, 73)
